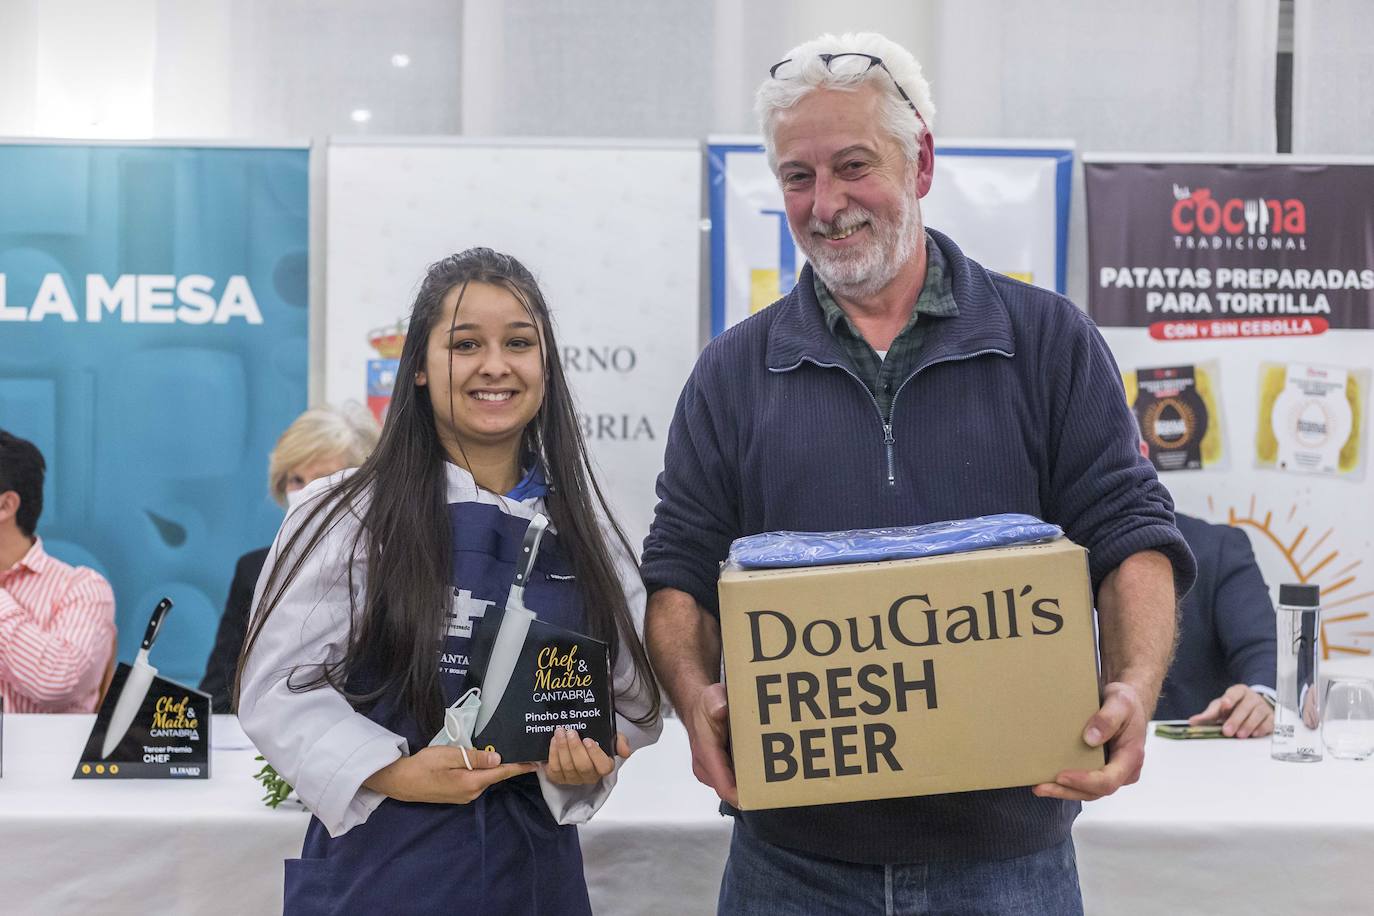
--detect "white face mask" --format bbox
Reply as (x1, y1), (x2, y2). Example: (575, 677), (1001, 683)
(284, 487), (308, 510)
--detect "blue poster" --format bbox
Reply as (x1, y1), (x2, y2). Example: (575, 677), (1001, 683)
(0, 143), (309, 686)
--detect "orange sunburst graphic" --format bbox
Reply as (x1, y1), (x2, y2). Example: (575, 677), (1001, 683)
(1207, 494), (1373, 660)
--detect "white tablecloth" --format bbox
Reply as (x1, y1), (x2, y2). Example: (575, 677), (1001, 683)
(2, 713), (1370, 914)
(0, 715), (309, 915)
(0, 714), (728, 916)
(1075, 728), (1374, 915)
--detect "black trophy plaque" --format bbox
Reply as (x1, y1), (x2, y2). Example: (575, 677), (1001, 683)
(73, 664), (212, 779)
(465, 614), (616, 763)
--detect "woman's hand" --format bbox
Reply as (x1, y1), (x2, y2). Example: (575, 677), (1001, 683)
(542, 727), (633, 785)
(364, 746), (537, 804)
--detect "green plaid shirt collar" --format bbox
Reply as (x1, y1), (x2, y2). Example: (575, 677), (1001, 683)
(813, 233), (959, 418)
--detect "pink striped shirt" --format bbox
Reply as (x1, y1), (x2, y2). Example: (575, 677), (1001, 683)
(0, 537), (116, 713)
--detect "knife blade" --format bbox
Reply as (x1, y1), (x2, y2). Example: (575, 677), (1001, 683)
(472, 514), (548, 738)
(101, 597), (173, 759)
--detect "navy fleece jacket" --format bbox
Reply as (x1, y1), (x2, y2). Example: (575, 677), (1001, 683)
(642, 228), (1196, 865)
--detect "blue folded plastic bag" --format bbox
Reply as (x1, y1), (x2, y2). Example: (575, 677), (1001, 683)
(724, 513), (1063, 570)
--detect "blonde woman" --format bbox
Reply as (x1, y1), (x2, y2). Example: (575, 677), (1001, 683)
(198, 403), (379, 711)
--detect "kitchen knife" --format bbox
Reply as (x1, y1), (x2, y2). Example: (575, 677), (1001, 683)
(471, 514), (548, 738)
(101, 597), (173, 759)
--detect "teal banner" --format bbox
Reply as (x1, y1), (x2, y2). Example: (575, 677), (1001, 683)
(0, 143), (309, 685)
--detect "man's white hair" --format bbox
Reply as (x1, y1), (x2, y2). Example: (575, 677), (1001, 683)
(755, 31), (935, 173)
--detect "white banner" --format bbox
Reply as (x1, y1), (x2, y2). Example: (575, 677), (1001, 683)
(1105, 327), (1374, 677)
(708, 138), (1073, 334)
(325, 139), (703, 545)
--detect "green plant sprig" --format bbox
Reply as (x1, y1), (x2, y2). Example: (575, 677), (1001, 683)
(253, 755), (294, 809)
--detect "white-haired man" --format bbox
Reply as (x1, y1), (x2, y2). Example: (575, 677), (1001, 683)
(641, 32), (1195, 913)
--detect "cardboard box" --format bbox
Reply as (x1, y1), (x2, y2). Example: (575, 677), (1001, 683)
(718, 538), (1104, 810)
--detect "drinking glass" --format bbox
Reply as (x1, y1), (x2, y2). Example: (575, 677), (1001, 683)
(1322, 677), (1374, 761)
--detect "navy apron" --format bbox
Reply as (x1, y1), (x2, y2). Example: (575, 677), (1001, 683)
(283, 499), (595, 916)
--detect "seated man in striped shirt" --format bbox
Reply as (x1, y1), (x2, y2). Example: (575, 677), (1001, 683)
(0, 429), (116, 713)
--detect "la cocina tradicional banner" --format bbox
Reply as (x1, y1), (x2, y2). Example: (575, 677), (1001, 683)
(1086, 160), (1374, 338)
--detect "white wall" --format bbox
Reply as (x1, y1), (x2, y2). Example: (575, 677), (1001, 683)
(0, 0), (463, 140)
(1293, 0), (1374, 154)
(15, 0), (1374, 160)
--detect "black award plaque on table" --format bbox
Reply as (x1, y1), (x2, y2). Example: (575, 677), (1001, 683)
(73, 664), (212, 779)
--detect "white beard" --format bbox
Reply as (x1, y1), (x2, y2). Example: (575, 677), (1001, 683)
(797, 183), (924, 300)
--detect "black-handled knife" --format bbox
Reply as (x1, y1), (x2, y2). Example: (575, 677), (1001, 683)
(101, 597), (173, 758)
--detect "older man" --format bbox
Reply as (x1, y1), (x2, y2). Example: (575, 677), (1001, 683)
(0, 429), (116, 713)
(641, 32), (1196, 913)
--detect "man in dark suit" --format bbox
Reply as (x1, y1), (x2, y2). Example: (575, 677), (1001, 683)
(1156, 513), (1276, 737)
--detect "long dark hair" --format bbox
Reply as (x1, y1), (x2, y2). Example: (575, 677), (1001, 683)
(236, 248), (660, 735)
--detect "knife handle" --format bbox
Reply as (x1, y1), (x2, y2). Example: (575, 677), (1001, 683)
(511, 514), (550, 590)
(141, 597), (174, 651)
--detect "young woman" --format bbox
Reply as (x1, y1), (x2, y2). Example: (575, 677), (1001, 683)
(237, 248), (662, 915)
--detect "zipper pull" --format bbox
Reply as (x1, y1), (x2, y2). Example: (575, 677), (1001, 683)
(883, 423), (894, 445)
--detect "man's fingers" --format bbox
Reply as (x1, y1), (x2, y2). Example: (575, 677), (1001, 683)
(1084, 689), (1134, 746)
(1234, 701), (1270, 739)
(1234, 703), (1264, 739)
(1054, 767), (1119, 799)
(1051, 765), (1128, 799)
(1049, 736), (1145, 799)
(1217, 684), (1247, 721)
(1189, 697), (1224, 725)
(690, 738), (739, 806)
(697, 747), (741, 796)
(1220, 688), (1270, 737)
(704, 684), (730, 724)
(1032, 781), (1099, 803)
(1191, 685), (1249, 726)
(1040, 682), (1148, 804)
(1222, 695), (1255, 737)
(689, 683), (738, 805)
